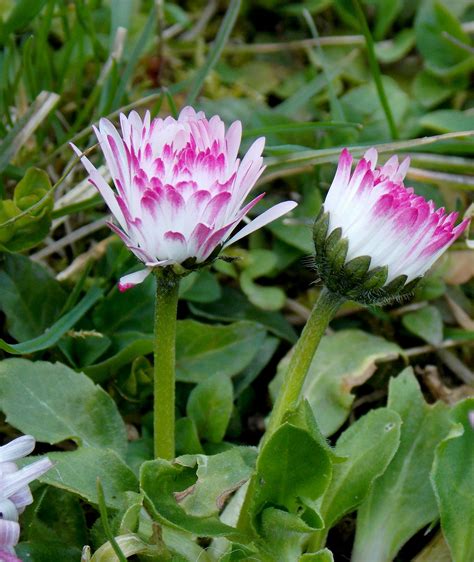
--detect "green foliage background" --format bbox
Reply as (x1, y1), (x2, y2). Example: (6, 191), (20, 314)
(0, 0), (473, 560)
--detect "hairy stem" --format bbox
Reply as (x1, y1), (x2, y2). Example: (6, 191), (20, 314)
(153, 269), (180, 460)
(238, 287), (344, 534)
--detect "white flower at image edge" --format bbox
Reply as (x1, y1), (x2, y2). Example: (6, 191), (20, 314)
(72, 107), (297, 290)
(0, 436), (53, 558)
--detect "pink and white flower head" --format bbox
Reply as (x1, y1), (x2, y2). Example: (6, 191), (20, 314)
(72, 107), (297, 290)
(0, 436), (53, 557)
(314, 148), (470, 304)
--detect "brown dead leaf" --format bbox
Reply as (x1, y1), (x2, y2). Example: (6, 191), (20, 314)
(445, 294), (474, 330)
(416, 365), (474, 404)
(412, 530), (452, 562)
(441, 250), (474, 285)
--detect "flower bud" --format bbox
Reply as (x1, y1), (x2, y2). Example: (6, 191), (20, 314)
(314, 148), (469, 304)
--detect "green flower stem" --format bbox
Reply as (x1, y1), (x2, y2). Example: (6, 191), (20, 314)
(237, 286), (345, 534)
(153, 268), (180, 460)
(265, 286), (345, 437)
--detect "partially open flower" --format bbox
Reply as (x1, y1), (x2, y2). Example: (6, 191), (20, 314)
(314, 148), (470, 304)
(72, 107), (296, 290)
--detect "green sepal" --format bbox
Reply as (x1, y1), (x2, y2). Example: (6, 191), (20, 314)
(313, 211), (330, 255)
(400, 276), (422, 297)
(324, 227), (342, 257)
(331, 237), (349, 273)
(343, 255), (371, 281)
(383, 274), (408, 294)
(311, 209), (418, 306)
(362, 266), (389, 291)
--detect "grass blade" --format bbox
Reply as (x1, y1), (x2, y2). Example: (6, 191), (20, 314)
(0, 91), (60, 173)
(96, 478), (128, 562)
(262, 130), (474, 176)
(352, 0), (399, 139)
(186, 0), (241, 106)
(112, 5), (157, 109)
(243, 121), (362, 138)
(0, 286), (103, 355)
(275, 49), (358, 116)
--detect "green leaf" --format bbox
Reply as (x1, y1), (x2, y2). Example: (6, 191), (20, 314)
(93, 274), (155, 334)
(340, 76), (409, 141)
(300, 549), (334, 562)
(1, 0), (48, 36)
(140, 458), (238, 537)
(89, 534), (151, 562)
(431, 398), (474, 562)
(186, 0), (241, 105)
(0, 359), (127, 455)
(234, 335), (279, 397)
(415, 1), (473, 77)
(187, 373), (234, 443)
(23, 487), (87, 550)
(175, 320), (267, 384)
(179, 270), (221, 303)
(86, 319), (266, 384)
(160, 527), (213, 562)
(352, 368), (451, 562)
(375, 29), (415, 63)
(239, 249), (286, 311)
(13, 168), (52, 214)
(190, 286), (297, 343)
(0, 287), (103, 355)
(413, 71), (455, 109)
(0, 253), (67, 341)
(16, 542), (82, 562)
(0, 168), (54, 252)
(253, 422), (332, 525)
(270, 330), (401, 436)
(174, 449), (255, 518)
(372, 0), (402, 39)
(310, 408), (401, 550)
(247, 414), (332, 558)
(176, 417), (204, 456)
(59, 331), (111, 369)
(419, 109), (474, 133)
(261, 507), (321, 562)
(83, 332), (154, 383)
(40, 448), (138, 509)
(402, 305), (443, 345)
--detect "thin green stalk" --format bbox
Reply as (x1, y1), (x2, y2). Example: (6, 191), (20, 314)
(154, 268), (180, 460)
(265, 286), (345, 437)
(237, 287), (345, 534)
(352, 0), (398, 140)
(96, 478), (128, 562)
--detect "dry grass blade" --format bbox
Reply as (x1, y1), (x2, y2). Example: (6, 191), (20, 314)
(0, 91), (60, 173)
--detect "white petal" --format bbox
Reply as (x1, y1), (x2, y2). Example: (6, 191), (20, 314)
(0, 458), (53, 501)
(0, 436), (34, 463)
(225, 120), (242, 169)
(364, 147), (378, 169)
(0, 500), (18, 522)
(70, 143), (127, 229)
(118, 269), (151, 292)
(9, 486), (33, 511)
(0, 520), (19, 547)
(224, 201), (297, 248)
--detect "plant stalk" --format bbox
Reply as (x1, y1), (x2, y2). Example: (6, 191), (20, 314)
(237, 286), (345, 534)
(153, 268), (180, 460)
(265, 286), (345, 437)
